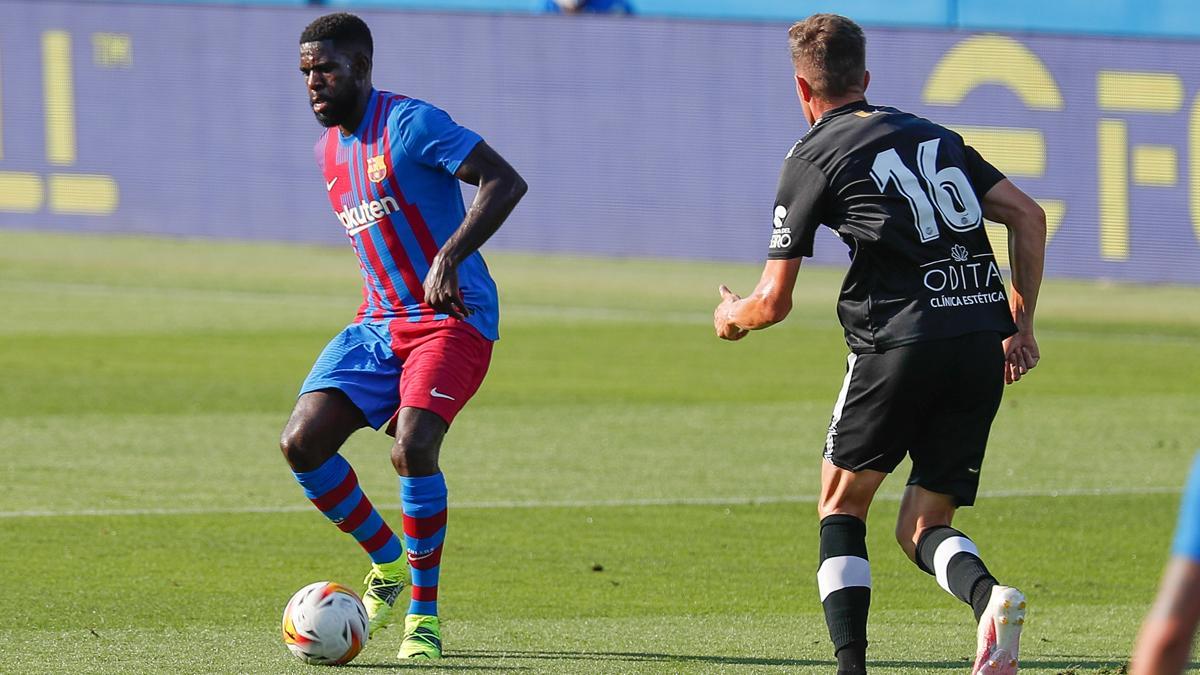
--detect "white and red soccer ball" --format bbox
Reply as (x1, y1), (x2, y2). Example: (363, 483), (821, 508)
(281, 581), (369, 665)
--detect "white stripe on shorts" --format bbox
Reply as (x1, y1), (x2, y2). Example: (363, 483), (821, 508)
(933, 535), (980, 595)
(817, 555), (872, 601)
(825, 353), (858, 456)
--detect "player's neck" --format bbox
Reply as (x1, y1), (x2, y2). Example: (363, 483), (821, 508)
(338, 87), (375, 137)
(810, 93), (867, 121)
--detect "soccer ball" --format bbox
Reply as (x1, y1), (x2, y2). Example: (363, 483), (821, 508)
(281, 581), (369, 665)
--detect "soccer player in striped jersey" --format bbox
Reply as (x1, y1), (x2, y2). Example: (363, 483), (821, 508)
(280, 13), (526, 660)
(714, 14), (1045, 675)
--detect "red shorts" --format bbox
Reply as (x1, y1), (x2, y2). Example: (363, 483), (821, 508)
(386, 319), (494, 432)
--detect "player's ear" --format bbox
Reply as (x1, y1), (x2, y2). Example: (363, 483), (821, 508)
(862, 70), (871, 93)
(351, 52), (372, 82)
(795, 74), (813, 103)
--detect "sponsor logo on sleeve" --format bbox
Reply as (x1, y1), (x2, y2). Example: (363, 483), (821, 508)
(769, 204), (793, 250)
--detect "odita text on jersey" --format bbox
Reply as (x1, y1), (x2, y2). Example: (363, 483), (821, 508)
(922, 258), (1005, 293)
(930, 291), (1007, 308)
(337, 196), (401, 235)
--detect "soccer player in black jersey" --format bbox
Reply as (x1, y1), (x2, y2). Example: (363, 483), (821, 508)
(713, 14), (1046, 675)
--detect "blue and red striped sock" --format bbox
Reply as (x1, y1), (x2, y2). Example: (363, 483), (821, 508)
(292, 454), (403, 565)
(400, 473), (448, 616)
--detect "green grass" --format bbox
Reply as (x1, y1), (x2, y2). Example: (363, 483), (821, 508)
(0, 229), (1197, 673)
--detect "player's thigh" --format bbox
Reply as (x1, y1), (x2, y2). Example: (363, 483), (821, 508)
(819, 461), (889, 520)
(282, 386), (367, 449)
(907, 331), (1005, 507)
(392, 320), (494, 430)
(823, 348), (923, 475)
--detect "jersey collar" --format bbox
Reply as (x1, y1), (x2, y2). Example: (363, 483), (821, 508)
(817, 99), (872, 123)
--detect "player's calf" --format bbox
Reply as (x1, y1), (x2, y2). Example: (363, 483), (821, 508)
(914, 526), (997, 621)
(818, 514), (872, 675)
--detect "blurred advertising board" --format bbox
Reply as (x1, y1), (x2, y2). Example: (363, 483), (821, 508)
(3, 1), (1199, 282)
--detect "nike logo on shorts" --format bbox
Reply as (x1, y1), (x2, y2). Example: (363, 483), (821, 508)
(967, 467), (980, 474)
(430, 388), (455, 401)
(325, 177), (338, 191)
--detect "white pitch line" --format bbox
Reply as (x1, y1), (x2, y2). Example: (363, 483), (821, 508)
(0, 485), (1181, 519)
(4, 280), (1197, 339)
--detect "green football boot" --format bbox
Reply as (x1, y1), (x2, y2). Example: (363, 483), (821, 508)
(398, 614), (442, 659)
(362, 562), (406, 639)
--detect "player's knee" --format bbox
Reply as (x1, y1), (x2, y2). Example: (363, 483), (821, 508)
(817, 500), (869, 522)
(279, 425), (321, 472)
(390, 429), (441, 474)
(390, 438), (436, 474)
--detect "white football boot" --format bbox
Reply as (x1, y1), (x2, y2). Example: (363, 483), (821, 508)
(971, 585), (1026, 675)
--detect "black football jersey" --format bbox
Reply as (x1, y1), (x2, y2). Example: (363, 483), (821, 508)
(768, 100), (1018, 353)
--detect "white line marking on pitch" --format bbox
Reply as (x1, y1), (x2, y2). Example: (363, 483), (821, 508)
(3, 280), (1196, 340)
(0, 485), (1181, 519)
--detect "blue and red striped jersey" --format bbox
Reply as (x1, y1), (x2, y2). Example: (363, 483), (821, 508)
(315, 89), (498, 340)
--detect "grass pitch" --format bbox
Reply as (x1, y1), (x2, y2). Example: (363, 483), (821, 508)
(0, 230), (1197, 673)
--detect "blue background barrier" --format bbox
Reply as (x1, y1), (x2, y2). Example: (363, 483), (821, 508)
(3, 1), (1200, 283)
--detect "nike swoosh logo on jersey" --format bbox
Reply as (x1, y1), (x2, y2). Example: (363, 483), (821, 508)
(430, 388), (456, 401)
(325, 177), (338, 191)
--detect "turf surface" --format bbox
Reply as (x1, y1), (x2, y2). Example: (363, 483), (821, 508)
(1, 230), (1197, 673)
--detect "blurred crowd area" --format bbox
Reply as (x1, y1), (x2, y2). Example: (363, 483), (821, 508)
(56, 0), (1200, 39)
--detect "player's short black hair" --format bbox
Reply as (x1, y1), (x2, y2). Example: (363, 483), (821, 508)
(300, 12), (373, 58)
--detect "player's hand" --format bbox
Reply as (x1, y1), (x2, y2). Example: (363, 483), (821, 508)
(424, 255), (470, 320)
(1002, 330), (1040, 385)
(714, 285), (749, 341)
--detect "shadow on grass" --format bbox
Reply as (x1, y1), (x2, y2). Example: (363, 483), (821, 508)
(451, 650), (1182, 671)
(339, 663), (528, 671)
(452, 649), (958, 668)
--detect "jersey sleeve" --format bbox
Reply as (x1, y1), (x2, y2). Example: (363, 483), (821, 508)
(1172, 453), (1200, 561)
(394, 101), (483, 174)
(963, 143), (1006, 199)
(767, 156), (829, 259)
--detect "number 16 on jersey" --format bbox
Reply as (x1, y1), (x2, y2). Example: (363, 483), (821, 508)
(870, 138), (983, 243)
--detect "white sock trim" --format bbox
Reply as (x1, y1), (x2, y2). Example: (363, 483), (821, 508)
(933, 536), (980, 595)
(817, 555), (872, 601)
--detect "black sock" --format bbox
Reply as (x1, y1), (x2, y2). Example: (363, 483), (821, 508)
(915, 526), (998, 621)
(818, 514), (871, 673)
(836, 643), (867, 674)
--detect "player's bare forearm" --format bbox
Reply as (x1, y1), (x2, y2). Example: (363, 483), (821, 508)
(443, 141), (527, 266)
(981, 179), (1046, 383)
(424, 142), (527, 318)
(714, 258), (801, 340)
(981, 179), (1045, 333)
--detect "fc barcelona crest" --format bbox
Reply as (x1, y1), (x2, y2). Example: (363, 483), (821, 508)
(366, 155), (388, 183)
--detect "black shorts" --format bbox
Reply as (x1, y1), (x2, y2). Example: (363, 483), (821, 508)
(822, 331), (1006, 506)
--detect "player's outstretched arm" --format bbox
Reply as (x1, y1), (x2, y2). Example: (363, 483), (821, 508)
(713, 258), (802, 340)
(424, 141), (528, 319)
(981, 179), (1046, 384)
(1131, 557), (1200, 675)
